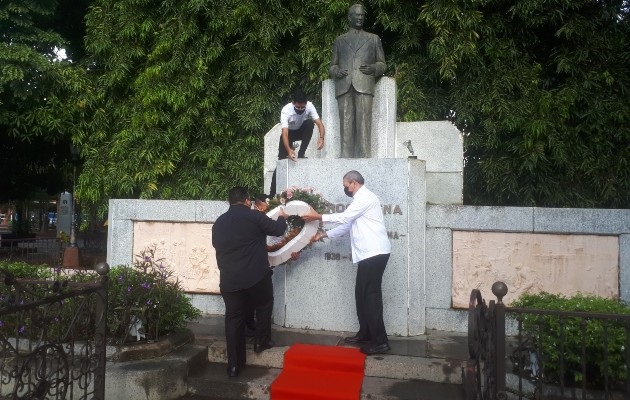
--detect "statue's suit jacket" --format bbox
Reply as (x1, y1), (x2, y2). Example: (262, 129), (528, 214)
(330, 29), (386, 97)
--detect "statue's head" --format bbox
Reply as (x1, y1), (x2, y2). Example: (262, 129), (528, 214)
(348, 4), (366, 30)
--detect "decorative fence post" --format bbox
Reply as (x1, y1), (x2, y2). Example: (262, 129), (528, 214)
(464, 282), (508, 400)
(93, 261), (110, 399)
(491, 282), (507, 400)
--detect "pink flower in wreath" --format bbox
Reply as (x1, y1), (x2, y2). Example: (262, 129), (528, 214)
(286, 190), (293, 199)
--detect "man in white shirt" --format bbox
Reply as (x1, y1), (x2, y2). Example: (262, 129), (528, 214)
(303, 170), (391, 355)
(270, 89), (325, 195)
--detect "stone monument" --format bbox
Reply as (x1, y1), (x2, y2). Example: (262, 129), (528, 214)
(329, 3), (386, 158)
(262, 7), (463, 335)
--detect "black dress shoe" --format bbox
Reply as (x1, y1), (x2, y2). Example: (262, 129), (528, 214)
(254, 340), (275, 353)
(227, 366), (239, 377)
(344, 335), (370, 344)
(360, 342), (390, 355)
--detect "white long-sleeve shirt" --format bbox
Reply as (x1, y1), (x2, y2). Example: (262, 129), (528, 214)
(323, 185), (391, 263)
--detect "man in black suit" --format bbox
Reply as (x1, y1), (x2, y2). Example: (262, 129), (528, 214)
(330, 3), (386, 158)
(212, 186), (288, 377)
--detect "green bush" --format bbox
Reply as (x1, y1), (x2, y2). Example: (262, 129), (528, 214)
(108, 246), (201, 344)
(0, 260), (54, 279)
(0, 249), (201, 345)
(511, 292), (630, 388)
(0, 262), (96, 340)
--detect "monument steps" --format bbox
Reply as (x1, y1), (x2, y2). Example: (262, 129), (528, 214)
(185, 362), (466, 400)
(182, 315), (468, 399)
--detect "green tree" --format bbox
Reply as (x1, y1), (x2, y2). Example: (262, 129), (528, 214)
(0, 0), (68, 201)
(5, 0), (628, 210)
(0, 0), (92, 203)
(74, 0), (447, 207)
(421, 0), (630, 207)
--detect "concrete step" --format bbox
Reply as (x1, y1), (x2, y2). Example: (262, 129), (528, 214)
(106, 343), (208, 400)
(203, 337), (466, 384)
(186, 362), (466, 400)
(185, 316), (469, 399)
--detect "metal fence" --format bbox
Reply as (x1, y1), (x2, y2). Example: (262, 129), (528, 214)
(0, 238), (64, 267)
(0, 263), (109, 399)
(465, 282), (630, 400)
(0, 231), (107, 270)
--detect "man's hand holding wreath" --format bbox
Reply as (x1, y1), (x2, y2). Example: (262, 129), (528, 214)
(265, 188), (331, 267)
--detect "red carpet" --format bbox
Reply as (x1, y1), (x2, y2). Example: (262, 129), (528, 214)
(270, 343), (367, 400)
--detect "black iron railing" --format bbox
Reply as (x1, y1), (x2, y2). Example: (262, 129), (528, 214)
(465, 282), (630, 400)
(0, 233), (107, 270)
(0, 262), (109, 399)
(464, 282), (508, 400)
(0, 238), (64, 267)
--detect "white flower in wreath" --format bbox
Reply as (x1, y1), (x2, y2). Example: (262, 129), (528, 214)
(265, 200), (320, 267)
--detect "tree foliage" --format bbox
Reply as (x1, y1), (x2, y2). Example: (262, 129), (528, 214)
(3, 0), (629, 209)
(0, 0), (91, 202)
(422, 0), (630, 207)
(70, 0), (447, 208)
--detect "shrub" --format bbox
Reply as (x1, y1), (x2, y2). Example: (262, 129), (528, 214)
(0, 260), (54, 279)
(0, 261), (89, 340)
(510, 292), (630, 388)
(0, 249), (201, 346)
(108, 246), (201, 344)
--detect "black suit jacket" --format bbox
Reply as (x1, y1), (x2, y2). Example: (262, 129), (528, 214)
(212, 204), (286, 292)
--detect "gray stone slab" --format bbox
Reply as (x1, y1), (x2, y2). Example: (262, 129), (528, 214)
(534, 208), (630, 234)
(263, 123), (326, 193)
(425, 228), (453, 309)
(274, 158), (419, 336)
(107, 218), (134, 267)
(426, 172), (463, 205)
(109, 199), (138, 221)
(134, 199), (197, 221)
(427, 205), (534, 231)
(407, 159), (426, 335)
(194, 200), (228, 222)
(189, 293), (225, 315)
(271, 264), (287, 326)
(320, 79), (340, 159)
(283, 252), (358, 332)
(365, 354), (465, 384)
(395, 121), (463, 172)
(105, 353), (189, 400)
(425, 308), (468, 333)
(620, 234), (630, 303)
(372, 77), (397, 158)
(275, 159), (289, 195)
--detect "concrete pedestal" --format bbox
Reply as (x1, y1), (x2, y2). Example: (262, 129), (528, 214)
(272, 158), (426, 336)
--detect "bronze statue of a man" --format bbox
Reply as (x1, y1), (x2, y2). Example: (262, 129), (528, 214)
(330, 4), (386, 158)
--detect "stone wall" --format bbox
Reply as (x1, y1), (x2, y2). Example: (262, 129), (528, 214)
(425, 205), (630, 332)
(108, 78), (629, 334)
(107, 199), (630, 334)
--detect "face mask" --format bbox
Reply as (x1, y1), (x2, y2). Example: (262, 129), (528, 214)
(294, 107), (305, 115)
(344, 187), (353, 198)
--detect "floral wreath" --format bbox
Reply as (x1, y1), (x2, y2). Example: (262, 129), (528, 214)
(265, 186), (331, 253)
